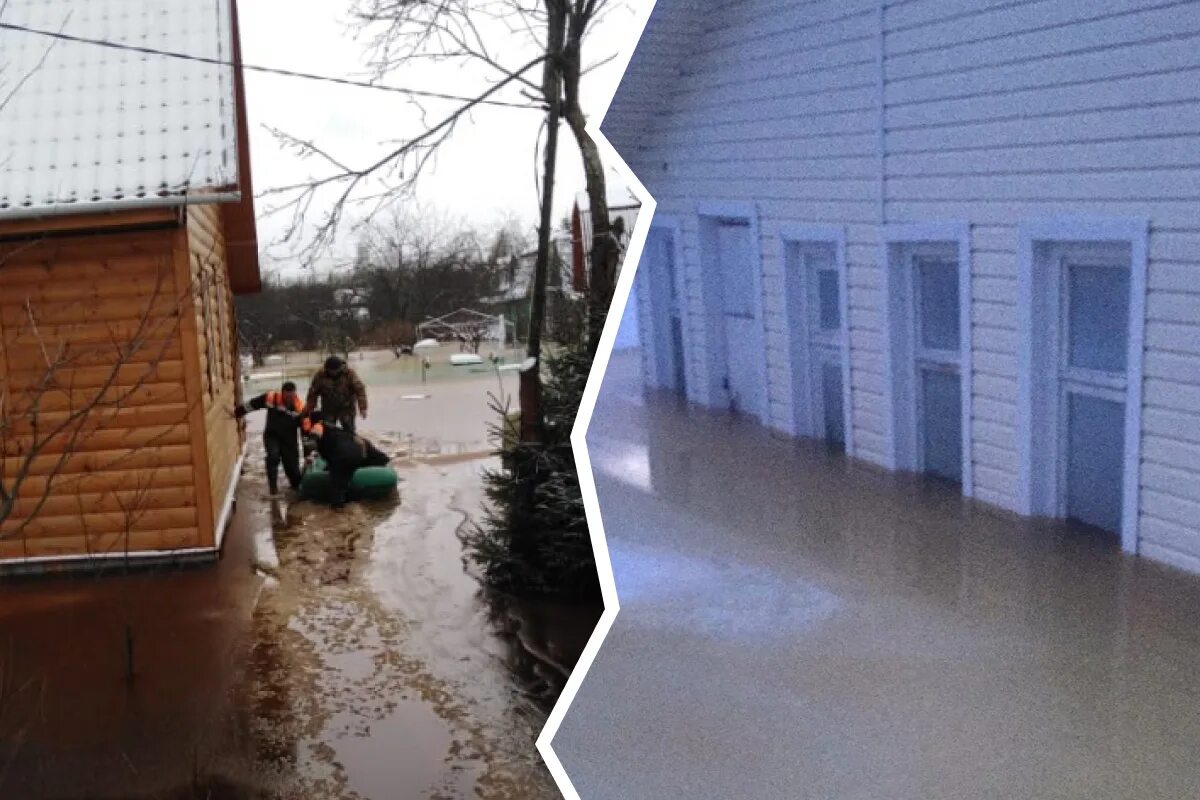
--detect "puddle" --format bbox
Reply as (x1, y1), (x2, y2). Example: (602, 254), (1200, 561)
(0, 380), (601, 799)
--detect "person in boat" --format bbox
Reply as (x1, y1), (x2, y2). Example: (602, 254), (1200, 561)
(234, 381), (311, 496)
(305, 355), (368, 433)
(303, 410), (391, 509)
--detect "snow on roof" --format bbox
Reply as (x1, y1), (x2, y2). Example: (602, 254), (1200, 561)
(574, 183), (641, 212)
(0, 0), (240, 220)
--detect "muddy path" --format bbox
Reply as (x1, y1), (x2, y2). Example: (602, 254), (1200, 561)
(0, 381), (601, 799)
(235, 454), (563, 800)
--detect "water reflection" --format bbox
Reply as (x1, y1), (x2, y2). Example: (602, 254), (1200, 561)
(0, 443), (595, 799)
(560, 351), (1200, 799)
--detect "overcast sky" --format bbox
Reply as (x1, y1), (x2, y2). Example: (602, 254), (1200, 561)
(237, 0), (646, 276)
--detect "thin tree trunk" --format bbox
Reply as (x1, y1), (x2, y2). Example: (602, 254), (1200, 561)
(520, 0), (567, 444)
(562, 13), (619, 358)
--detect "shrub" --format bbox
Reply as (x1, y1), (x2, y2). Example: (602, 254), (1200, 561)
(467, 343), (600, 602)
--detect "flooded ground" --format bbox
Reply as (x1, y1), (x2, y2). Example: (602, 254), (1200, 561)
(553, 349), (1200, 799)
(0, 371), (599, 799)
(243, 346), (528, 400)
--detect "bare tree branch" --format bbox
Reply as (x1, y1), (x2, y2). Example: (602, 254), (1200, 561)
(260, 52), (547, 265)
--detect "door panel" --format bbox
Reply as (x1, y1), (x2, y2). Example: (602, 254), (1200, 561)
(921, 368), (962, 483)
(671, 317), (687, 396)
(805, 247), (842, 442)
(821, 358), (845, 450)
(816, 268), (840, 331)
(910, 249), (962, 483)
(648, 229), (684, 394)
(1065, 392), (1125, 533)
(717, 223), (761, 416)
(724, 316), (759, 414)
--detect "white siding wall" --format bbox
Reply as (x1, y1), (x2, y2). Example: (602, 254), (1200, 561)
(611, 0), (888, 458)
(601, 1), (707, 160)
(604, 0), (1200, 567)
(883, 0), (1200, 557)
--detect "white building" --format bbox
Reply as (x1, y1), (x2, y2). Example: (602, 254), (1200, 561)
(610, 1), (1200, 572)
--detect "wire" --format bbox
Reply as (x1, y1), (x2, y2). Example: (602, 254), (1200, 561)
(0, 20), (539, 109)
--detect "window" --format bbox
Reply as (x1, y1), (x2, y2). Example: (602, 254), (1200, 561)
(916, 257), (960, 354)
(1065, 262), (1129, 374)
(817, 268), (840, 331)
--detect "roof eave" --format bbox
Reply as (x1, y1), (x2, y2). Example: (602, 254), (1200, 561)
(223, 0), (262, 297)
(0, 192), (241, 226)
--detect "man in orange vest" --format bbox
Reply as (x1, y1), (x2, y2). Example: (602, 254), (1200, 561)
(234, 381), (310, 495)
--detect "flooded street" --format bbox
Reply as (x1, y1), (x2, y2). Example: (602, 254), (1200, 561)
(0, 364), (599, 799)
(554, 350), (1200, 799)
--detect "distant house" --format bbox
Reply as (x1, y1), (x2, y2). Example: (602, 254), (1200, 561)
(0, 0), (259, 568)
(486, 243), (577, 341)
(610, 2), (1200, 572)
(487, 251), (537, 341)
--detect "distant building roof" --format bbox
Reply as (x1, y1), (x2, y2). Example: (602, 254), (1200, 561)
(0, 0), (241, 220)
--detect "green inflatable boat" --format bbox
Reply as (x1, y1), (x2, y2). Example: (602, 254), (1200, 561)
(298, 456), (399, 503)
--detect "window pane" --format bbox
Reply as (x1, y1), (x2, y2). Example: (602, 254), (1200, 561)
(1066, 392), (1125, 534)
(817, 269), (840, 331)
(921, 368), (962, 483)
(917, 258), (960, 352)
(1068, 263), (1129, 374)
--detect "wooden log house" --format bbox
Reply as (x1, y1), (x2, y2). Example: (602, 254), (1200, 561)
(0, 0), (260, 569)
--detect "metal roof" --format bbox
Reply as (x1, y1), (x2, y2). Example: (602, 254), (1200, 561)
(0, 0), (240, 220)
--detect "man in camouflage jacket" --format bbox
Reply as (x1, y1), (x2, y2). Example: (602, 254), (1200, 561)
(305, 355), (368, 433)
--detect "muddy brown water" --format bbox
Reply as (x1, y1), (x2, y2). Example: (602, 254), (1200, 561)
(553, 351), (1200, 799)
(0, 382), (599, 800)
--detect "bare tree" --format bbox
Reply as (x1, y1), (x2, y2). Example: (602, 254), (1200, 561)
(558, 3), (624, 355)
(354, 205), (493, 324)
(263, 0), (628, 434)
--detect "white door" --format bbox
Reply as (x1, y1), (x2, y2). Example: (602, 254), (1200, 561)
(646, 229), (686, 395)
(1057, 254), (1130, 534)
(806, 250), (845, 449)
(912, 253), (962, 483)
(717, 222), (762, 417)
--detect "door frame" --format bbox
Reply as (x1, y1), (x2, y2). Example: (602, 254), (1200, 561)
(697, 201), (769, 426)
(881, 221), (974, 495)
(1017, 216), (1148, 554)
(639, 214), (691, 398)
(779, 224), (853, 454)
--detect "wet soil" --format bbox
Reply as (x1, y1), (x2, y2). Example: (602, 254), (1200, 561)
(0, 378), (600, 799)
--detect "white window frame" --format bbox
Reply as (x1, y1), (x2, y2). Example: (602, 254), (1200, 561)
(1017, 217), (1148, 554)
(881, 221), (974, 495)
(779, 224), (853, 454)
(639, 214), (691, 399)
(697, 201), (769, 426)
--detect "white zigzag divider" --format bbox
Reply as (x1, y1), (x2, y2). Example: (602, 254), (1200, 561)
(536, 2), (660, 797)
